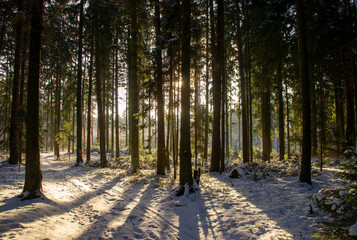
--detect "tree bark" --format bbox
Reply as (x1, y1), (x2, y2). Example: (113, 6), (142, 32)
(210, 0), (221, 172)
(129, 0), (139, 172)
(179, 0), (193, 187)
(22, 0), (43, 199)
(203, 0), (210, 164)
(115, 44), (120, 159)
(311, 76), (317, 156)
(261, 69), (271, 163)
(296, 0), (312, 185)
(94, 0), (107, 167)
(86, 41), (93, 163)
(54, 67), (61, 158)
(9, 0), (24, 165)
(76, 0), (84, 166)
(236, 0), (249, 163)
(155, 0), (165, 175)
(277, 63), (285, 161)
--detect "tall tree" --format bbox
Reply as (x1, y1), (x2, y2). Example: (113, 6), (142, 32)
(86, 40), (94, 163)
(21, 0), (44, 199)
(76, 0), (84, 166)
(155, 0), (165, 175)
(210, 0), (221, 172)
(94, 0), (107, 168)
(218, 0), (225, 172)
(296, 0), (311, 185)
(129, 0), (139, 172)
(203, 0), (210, 164)
(9, 0), (24, 165)
(115, 45), (120, 159)
(179, 0), (193, 189)
(236, 0), (249, 163)
(261, 68), (271, 162)
(277, 63), (285, 161)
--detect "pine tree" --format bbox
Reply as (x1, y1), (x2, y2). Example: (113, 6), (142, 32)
(178, 0), (193, 191)
(296, 0), (312, 185)
(21, 0), (44, 199)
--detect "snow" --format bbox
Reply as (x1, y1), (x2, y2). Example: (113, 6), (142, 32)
(0, 153), (350, 239)
(350, 223), (357, 236)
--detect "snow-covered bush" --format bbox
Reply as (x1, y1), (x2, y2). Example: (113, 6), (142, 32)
(313, 186), (357, 238)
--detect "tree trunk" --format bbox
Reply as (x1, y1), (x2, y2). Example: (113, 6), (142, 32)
(155, 0), (165, 175)
(179, 0), (193, 188)
(203, 0), (210, 164)
(261, 71), (271, 163)
(9, 0), (24, 165)
(277, 63), (285, 161)
(22, 0), (43, 199)
(115, 45), (120, 159)
(54, 68), (61, 159)
(129, 0), (139, 172)
(311, 76), (317, 156)
(19, 15), (29, 164)
(334, 79), (344, 153)
(319, 73), (325, 171)
(86, 41), (94, 163)
(94, 0), (107, 167)
(111, 60), (115, 158)
(285, 78), (291, 158)
(236, 0), (249, 163)
(218, 0), (225, 172)
(210, 0), (221, 172)
(296, 0), (311, 185)
(76, 0), (84, 166)
(148, 95), (151, 153)
(341, 47), (356, 147)
(194, 52), (199, 169)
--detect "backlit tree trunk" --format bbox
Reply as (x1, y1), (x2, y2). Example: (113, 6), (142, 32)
(155, 0), (165, 175)
(179, 0), (193, 187)
(129, 0), (139, 172)
(236, 0), (249, 163)
(22, 0), (44, 199)
(94, 0), (107, 167)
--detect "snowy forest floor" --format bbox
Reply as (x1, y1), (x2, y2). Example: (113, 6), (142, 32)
(0, 152), (351, 240)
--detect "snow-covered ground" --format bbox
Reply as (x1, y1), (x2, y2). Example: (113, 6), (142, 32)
(0, 153), (349, 240)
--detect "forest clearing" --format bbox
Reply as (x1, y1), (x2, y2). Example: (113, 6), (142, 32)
(0, 151), (353, 240)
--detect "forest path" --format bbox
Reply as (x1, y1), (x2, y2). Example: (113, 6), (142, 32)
(0, 153), (345, 239)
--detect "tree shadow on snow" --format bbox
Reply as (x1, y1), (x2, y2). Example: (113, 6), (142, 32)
(75, 182), (157, 240)
(173, 188), (219, 240)
(0, 175), (124, 235)
(210, 173), (321, 239)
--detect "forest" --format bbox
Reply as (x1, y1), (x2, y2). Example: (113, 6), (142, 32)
(0, 0), (357, 239)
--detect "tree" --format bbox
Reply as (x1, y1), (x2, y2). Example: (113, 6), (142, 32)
(179, 0), (193, 190)
(218, 0), (225, 173)
(236, 0), (249, 163)
(210, 0), (222, 172)
(76, 0), (84, 166)
(9, 0), (24, 165)
(94, 0), (107, 168)
(86, 40), (94, 163)
(277, 63), (285, 161)
(129, 0), (139, 172)
(296, 0), (311, 185)
(155, 0), (166, 175)
(20, 0), (44, 199)
(261, 67), (271, 163)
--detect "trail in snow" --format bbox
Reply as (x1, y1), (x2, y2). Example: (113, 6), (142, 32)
(0, 153), (349, 240)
